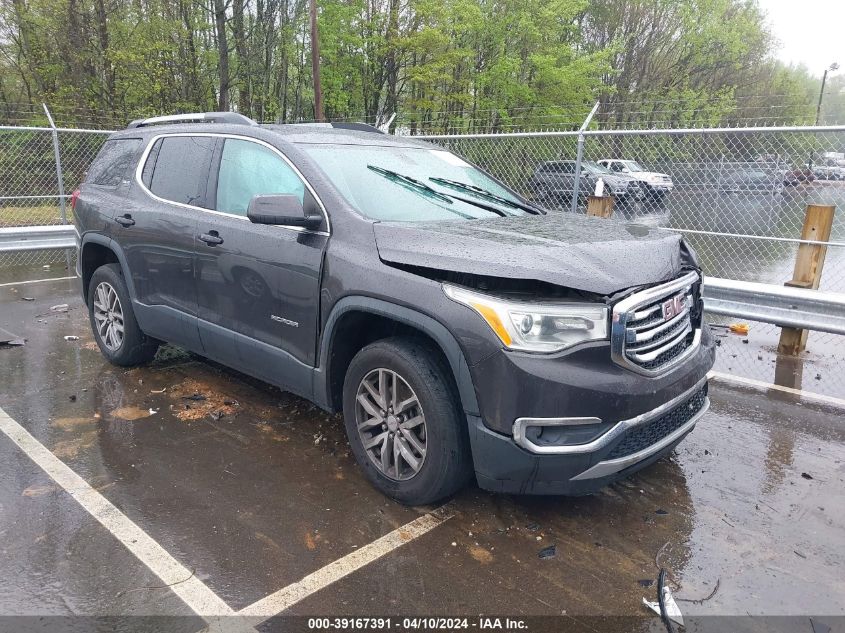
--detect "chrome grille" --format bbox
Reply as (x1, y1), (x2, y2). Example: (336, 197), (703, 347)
(611, 271), (701, 375)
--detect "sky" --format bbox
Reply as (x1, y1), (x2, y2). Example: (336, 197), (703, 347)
(758, 0), (844, 76)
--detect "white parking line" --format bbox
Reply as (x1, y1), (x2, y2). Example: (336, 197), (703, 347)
(0, 275), (76, 288)
(0, 404), (453, 629)
(238, 508), (452, 622)
(708, 370), (845, 408)
(0, 405), (235, 621)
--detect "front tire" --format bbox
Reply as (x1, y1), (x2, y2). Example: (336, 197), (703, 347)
(342, 338), (472, 505)
(87, 263), (158, 366)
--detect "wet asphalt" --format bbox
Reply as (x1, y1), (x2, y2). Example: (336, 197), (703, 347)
(0, 273), (844, 631)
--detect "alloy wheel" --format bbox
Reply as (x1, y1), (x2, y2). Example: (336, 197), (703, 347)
(92, 281), (125, 351)
(355, 368), (427, 481)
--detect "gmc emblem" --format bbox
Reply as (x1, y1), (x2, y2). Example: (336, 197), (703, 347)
(662, 295), (685, 321)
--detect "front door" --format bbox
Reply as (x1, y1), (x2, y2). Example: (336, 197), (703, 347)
(194, 136), (328, 395)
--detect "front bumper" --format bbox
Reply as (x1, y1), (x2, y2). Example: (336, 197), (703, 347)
(469, 378), (709, 495)
(465, 327), (715, 495)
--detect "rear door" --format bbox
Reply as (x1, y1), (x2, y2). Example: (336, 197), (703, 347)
(119, 134), (216, 350)
(76, 137), (142, 238)
(193, 136), (328, 394)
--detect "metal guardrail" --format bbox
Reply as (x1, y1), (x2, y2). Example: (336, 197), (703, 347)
(0, 225), (77, 253)
(703, 277), (845, 335)
(2, 224), (844, 336)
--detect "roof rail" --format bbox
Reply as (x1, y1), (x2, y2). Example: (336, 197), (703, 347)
(127, 112), (257, 129)
(330, 122), (385, 134)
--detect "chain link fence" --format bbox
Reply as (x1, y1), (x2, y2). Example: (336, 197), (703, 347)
(0, 124), (109, 269)
(413, 123), (845, 395)
(1, 116), (843, 394)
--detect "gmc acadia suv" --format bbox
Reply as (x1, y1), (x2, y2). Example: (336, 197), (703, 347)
(73, 112), (715, 505)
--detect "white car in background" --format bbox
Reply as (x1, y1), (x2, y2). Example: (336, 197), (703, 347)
(597, 159), (674, 198)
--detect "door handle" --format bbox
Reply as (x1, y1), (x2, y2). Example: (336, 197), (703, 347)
(199, 232), (224, 246)
(114, 214), (135, 227)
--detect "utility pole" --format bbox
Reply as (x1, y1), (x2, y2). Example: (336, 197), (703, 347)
(309, 0), (324, 122)
(815, 62), (839, 126)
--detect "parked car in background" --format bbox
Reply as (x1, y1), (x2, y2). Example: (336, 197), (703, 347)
(529, 160), (642, 209)
(718, 167), (783, 194)
(783, 167), (816, 186)
(812, 158), (845, 181)
(596, 159), (674, 199)
(73, 112), (713, 505)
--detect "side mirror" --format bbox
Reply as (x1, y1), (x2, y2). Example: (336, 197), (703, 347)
(247, 194), (322, 229)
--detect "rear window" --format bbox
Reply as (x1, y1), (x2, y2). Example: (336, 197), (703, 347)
(85, 139), (141, 187)
(142, 136), (216, 207)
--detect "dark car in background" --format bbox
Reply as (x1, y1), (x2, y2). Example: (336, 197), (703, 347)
(529, 160), (643, 209)
(73, 112), (714, 505)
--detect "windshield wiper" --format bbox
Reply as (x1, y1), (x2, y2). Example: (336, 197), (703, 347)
(429, 177), (545, 215)
(367, 165), (455, 205)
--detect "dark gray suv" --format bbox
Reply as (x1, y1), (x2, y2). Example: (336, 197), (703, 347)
(73, 112), (715, 505)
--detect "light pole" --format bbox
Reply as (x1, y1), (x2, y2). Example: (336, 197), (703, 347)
(809, 62), (839, 171)
(815, 62), (839, 126)
(310, 0), (324, 122)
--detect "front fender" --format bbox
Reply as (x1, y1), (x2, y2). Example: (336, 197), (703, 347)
(314, 295), (480, 416)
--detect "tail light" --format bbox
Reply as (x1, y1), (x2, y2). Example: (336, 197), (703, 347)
(70, 189), (80, 211)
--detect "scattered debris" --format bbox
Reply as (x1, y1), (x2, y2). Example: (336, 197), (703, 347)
(0, 327), (26, 347)
(111, 406), (154, 421)
(150, 388), (167, 394)
(677, 578), (721, 605)
(63, 335), (80, 341)
(182, 393), (207, 401)
(314, 432), (324, 445)
(801, 472), (814, 480)
(526, 522), (540, 532)
(741, 339), (749, 344)
(21, 296), (34, 301)
(721, 517), (735, 528)
(538, 544), (556, 560)
(209, 410), (225, 421)
(814, 373), (821, 381)
(223, 399), (239, 406)
(655, 508), (669, 515)
(794, 550), (807, 559)
(729, 323), (749, 335)
(68, 394), (77, 402)
(643, 569), (683, 631)
(50, 304), (69, 313)
(638, 579), (654, 588)
(469, 546), (493, 564)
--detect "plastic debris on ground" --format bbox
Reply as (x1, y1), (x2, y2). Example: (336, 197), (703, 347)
(643, 568), (684, 630)
(0, 327), (26, 347)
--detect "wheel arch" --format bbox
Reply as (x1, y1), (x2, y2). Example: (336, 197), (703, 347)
(79, 234), (135, 304)
(316, 297), (479, 417)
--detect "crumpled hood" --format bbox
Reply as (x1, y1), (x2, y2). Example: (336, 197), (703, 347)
(373, 213), (689, 295)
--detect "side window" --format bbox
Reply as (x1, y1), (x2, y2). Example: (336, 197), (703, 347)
(560, 162), (575, 174)
(611, 162), (623, 172)
(145, 136), (216, 207)
(85, 139), (141, 187)
(216, 139), (305, 216)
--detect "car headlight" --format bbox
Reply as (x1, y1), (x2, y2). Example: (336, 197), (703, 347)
(443, 284), (609, 353)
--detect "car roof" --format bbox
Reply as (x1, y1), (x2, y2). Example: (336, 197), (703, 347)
(108, 121), (436, 150)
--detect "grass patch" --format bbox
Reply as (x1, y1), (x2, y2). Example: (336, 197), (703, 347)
(0, 204), (73, 227)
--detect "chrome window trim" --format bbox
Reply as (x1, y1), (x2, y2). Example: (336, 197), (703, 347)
(611, 270), (701, 376)
(133, 132), (331, 236)
(512, 375), (708, 455)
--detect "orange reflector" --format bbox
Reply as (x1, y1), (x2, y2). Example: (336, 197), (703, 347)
(471, 302), (512, 346)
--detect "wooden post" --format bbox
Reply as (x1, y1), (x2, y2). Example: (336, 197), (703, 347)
(586, 195), (614, 218)
(777, 204), (835, 355)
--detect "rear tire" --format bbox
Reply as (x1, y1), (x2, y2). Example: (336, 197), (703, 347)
(342, 337), (472, 505)
(88, 263), (158, 366)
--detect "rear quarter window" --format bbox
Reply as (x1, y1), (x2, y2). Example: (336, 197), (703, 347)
(85, 138), (142, 187)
